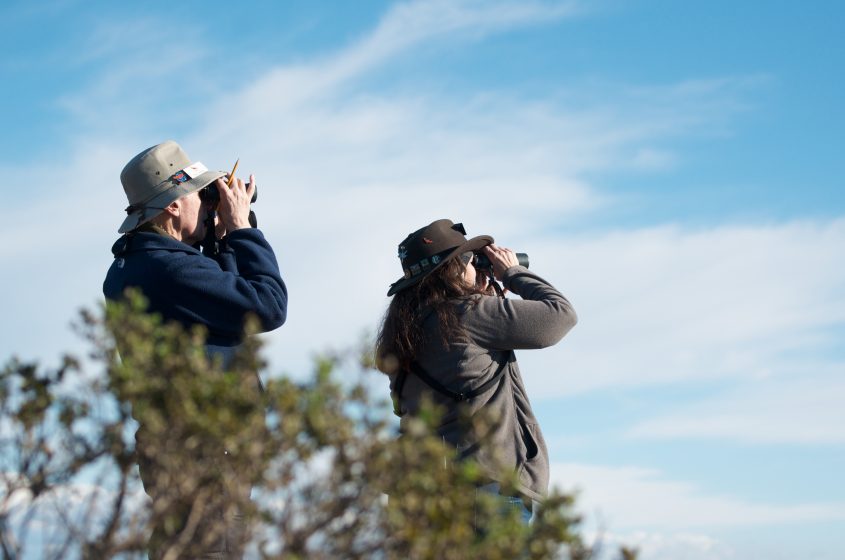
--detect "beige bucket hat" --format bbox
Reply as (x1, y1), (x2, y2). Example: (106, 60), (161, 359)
(118, 140), (225, 233)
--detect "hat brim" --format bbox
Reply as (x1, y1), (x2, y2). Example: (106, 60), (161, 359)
(118, 169), (226, 233)
(387, 234), (493, 296)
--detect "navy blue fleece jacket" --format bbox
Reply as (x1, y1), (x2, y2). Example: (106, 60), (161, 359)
(103, 227), (287, 354)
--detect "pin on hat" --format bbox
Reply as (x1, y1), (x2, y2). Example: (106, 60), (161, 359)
(387, 219), (493, 296)
(117, 140), (225, 233)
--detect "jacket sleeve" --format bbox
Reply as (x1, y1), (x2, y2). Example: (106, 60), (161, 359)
(165, 228), (287, 336)
(462, 266), (576, 351)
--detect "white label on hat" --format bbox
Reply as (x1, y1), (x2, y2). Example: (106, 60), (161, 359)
(182, 162), (208, 179)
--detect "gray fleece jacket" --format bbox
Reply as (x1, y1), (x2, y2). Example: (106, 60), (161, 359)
(390, 265), (576, 502)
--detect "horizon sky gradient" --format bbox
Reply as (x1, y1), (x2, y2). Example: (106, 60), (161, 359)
(1, 1), (843, 558)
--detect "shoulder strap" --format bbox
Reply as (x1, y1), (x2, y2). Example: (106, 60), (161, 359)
(392, 369), (409, 417)
(391, 351), (513, 417)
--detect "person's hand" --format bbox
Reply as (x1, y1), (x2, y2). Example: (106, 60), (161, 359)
(482, 244), (519, 281)
(215, 173), (256, 235)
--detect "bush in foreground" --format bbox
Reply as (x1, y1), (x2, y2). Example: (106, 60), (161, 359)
(0, 293), (631, 559)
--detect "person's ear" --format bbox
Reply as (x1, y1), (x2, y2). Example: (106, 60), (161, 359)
(163, 200), (180, 218)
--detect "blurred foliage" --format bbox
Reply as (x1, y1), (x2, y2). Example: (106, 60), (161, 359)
(0, 291), (635, 559)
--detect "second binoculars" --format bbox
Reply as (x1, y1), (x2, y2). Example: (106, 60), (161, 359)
(474, 252), (529, 269)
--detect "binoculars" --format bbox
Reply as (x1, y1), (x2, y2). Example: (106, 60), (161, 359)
(199, 181), (258, 205)
(200, 181), (259, 229)
(474, 252), (529, 269)
(199, 180), (259, 256)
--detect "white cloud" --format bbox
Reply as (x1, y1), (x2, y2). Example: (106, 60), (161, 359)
(55, 20), (211, 135)
(627, 373), (845, 444)
(200, 0), (582, 120)
(517, 219), (845, 398)
(629, 148), (676, 170)
(550, 462), (845, 530)
(591, 530), (736, 560)
(167, 9), (760, 379)
(0, 0), (752, 373)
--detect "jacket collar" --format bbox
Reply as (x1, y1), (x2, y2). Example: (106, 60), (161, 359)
(111, 230), (202, 257)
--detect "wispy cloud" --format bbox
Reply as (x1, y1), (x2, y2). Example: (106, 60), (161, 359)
(201, 0), (583, 119)
(0, 0), (757, 371)
(550, 462), (845, 529)
(55, 18), (210, 136)
(591, 530), (735, 560)
(627, 373), (845, 444)
(518, 218), (845, 397)
(208, 76), (759, 376)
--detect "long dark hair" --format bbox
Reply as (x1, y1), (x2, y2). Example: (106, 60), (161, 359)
(376, 258), (484, 375)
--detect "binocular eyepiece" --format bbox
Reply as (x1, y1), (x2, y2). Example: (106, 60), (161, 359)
(473, 252), (529, 269)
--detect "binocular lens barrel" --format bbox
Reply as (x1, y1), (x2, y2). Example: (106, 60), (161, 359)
(473, 252), (529, 269)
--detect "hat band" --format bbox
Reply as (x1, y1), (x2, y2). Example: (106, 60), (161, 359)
(125, 161), (209, 214)
(402, 247), (458, 279)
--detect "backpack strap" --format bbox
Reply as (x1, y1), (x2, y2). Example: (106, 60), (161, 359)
(391, 351), (513, 417)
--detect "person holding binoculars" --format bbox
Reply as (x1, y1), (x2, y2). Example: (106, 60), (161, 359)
(376, 218), (577, 524)
(104, 140), (286, 365)
(103, 140), (287, 559)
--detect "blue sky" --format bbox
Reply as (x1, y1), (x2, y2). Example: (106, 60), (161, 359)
(2, 1), (843, 558)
